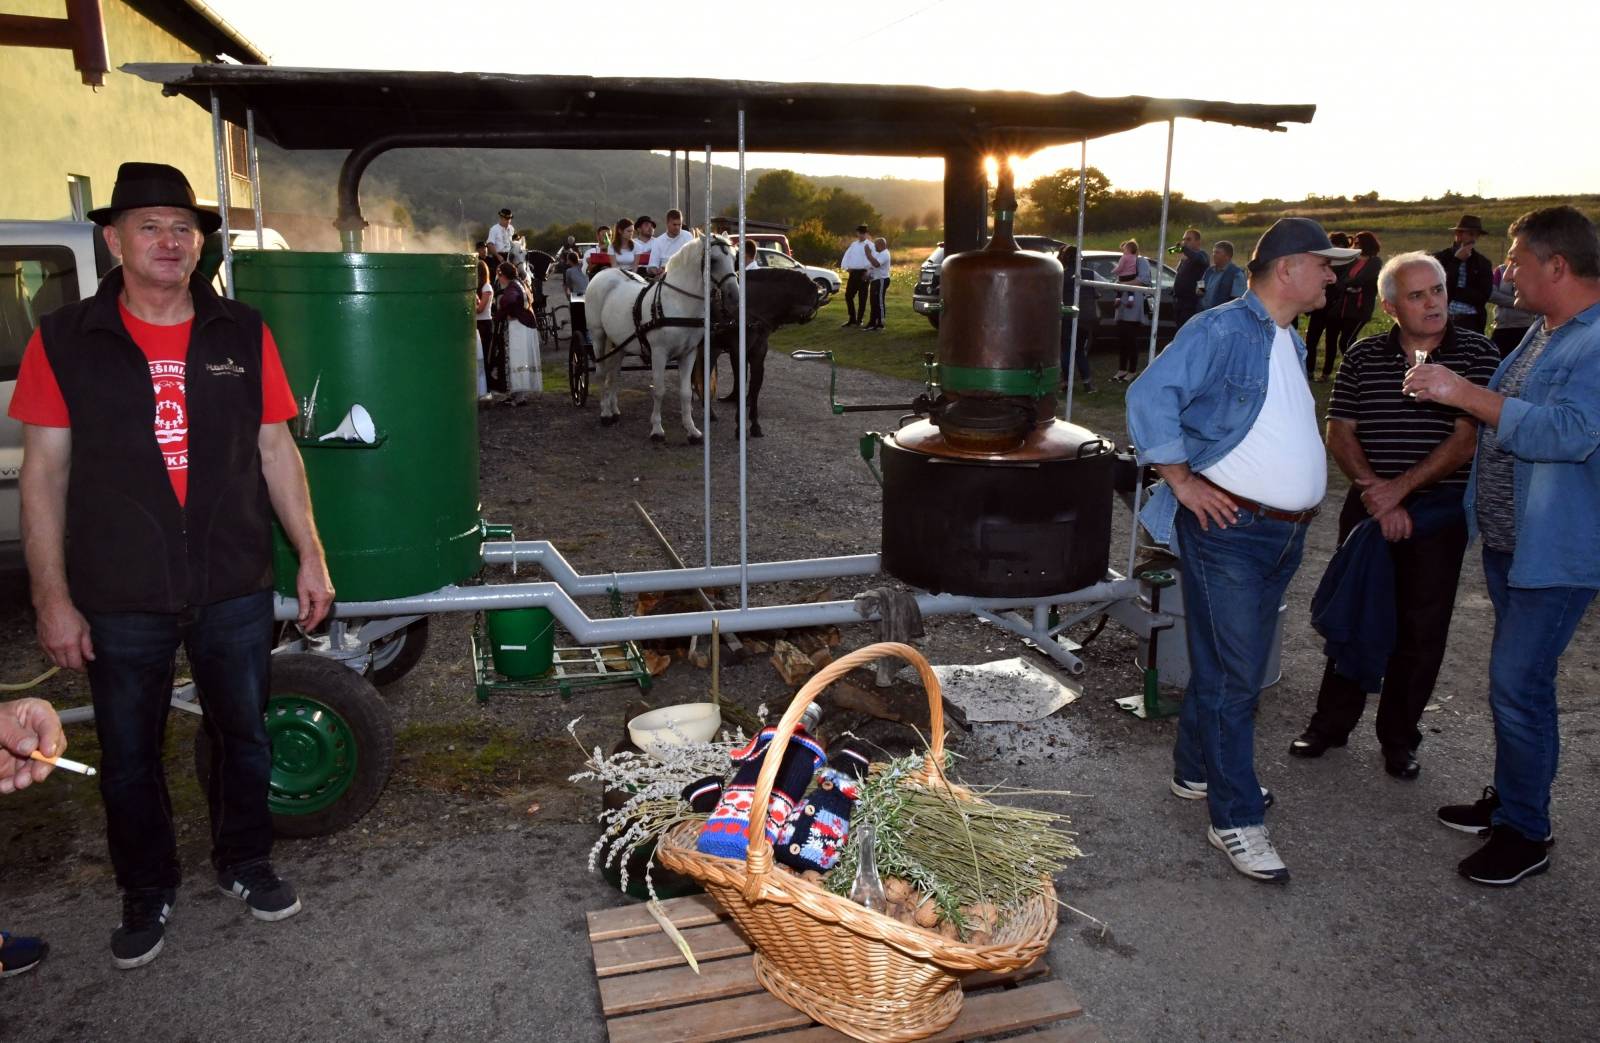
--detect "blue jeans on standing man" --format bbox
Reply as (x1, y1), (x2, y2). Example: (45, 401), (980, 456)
(1481, 548), (1596, 842)
(1173, 507), (1308, 829)
(86, 590), (276, 894)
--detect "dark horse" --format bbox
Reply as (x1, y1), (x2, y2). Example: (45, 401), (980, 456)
(707, 267), (819, 437)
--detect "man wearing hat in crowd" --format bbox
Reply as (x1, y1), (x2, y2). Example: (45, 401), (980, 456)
(8, 162), (334, 968)
(838, 224), (874, 328)
(1127, 217), (1359, 884)
(1435, 215), (1495, 334)
(487, 207), (516, 258)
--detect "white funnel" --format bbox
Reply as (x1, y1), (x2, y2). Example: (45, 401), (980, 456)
(319, 404), (376, 443)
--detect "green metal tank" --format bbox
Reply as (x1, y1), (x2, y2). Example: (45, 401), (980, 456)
(232, 251), (482, 602)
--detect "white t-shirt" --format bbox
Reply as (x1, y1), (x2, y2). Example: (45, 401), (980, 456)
(487, 223), (514, 253)
(1199, 325), (1327, 511)
(475, 281), (493, 321)
(634, 234), (654, 268)
(869, 247), (891, 280)
(840, 238), (871, 269)
(612, 243), (637, 269)
(652, 229), (693, 268)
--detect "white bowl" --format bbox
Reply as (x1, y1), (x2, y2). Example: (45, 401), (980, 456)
(628, 703), (722, 761)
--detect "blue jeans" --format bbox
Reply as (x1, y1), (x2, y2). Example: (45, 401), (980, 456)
(1173, 506), (1308, 829)
(1482, 548), (1596, 841)
(86, 590), (276, 893)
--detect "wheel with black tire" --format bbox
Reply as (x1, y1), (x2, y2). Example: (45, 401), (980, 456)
(927, 311), (941, 329)
(193, 653), (394, 838)
(366, 616), (430, 687)
(813, 278), (831, 305)
(570, 341), (590, 406)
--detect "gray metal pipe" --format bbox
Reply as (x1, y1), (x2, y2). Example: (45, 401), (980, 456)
(737, 106), (750, 610)
(210, 90), (234, 299)
(479, 540), (880, 593)
(247, 107), (263, 244)
(702, 142), (714, 568)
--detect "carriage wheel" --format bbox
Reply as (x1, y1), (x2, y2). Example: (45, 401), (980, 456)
(570, 340), (590, 407)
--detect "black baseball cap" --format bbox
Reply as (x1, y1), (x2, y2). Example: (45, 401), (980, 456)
(1248, 217), (1359, 273)
(855, 224), (870, 233)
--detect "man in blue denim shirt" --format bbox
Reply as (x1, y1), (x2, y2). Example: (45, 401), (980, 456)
(1127, 217), (1356, 883)
(1405, 205), (1600, 887)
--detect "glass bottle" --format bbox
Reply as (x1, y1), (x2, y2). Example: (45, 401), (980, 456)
(849, 820), (887, 912)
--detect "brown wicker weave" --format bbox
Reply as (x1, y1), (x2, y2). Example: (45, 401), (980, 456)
(657, 642), (1058, 1043)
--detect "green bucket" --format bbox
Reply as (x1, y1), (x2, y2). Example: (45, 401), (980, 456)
(485, 608), (556, 678)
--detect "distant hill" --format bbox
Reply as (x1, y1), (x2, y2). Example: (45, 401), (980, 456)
(256, 142), (941, 249)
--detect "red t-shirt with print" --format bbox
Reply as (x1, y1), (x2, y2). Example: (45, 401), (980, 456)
(9, 301), (299, 506)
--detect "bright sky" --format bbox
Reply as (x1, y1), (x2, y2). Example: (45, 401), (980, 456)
(203, 0), (1597, 203)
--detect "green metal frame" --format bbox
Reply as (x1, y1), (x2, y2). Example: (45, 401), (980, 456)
(470, 617), (653, 701)
(939, 363), (1061, 397)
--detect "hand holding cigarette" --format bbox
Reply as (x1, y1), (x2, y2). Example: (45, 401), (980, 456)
(0, 697), (69, 794)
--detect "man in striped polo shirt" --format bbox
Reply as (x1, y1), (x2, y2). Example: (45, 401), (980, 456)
(1289, 252), (1501, 778)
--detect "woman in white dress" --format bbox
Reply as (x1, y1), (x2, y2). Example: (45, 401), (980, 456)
(493, 261), (541, 400)
(610, 218), (637, 273)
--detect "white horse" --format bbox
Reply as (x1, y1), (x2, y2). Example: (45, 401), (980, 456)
(585, 234), (740, 443)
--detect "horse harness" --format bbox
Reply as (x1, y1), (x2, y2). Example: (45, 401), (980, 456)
(592, 240), (740, 365)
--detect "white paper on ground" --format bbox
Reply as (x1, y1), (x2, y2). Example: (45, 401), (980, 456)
(900, 657), (1080, 723)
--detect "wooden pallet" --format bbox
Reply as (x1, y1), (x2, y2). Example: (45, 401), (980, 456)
(588, 894), (1104, 1043)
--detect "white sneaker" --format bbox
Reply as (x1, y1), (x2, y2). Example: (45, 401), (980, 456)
(1170, 777), (1275, 808)
(1208, 824), (1290, 883)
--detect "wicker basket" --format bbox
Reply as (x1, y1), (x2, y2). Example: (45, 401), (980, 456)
(657, 642), (1058, 1043)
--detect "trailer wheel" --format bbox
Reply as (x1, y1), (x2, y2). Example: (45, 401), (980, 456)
(570, 341), (590, 406)
(367, 617), (430, 687)
(194, 653), (394, 838)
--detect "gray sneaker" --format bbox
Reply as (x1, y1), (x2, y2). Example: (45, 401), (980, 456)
(1208, 824), (1290, 883)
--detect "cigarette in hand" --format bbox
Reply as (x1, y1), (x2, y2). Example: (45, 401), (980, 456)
(29, 748), (97, 776)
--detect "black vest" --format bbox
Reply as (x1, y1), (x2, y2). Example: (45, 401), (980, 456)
(39, 268), (274, 613)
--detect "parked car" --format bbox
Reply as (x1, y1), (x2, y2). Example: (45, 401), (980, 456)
(913, 242), (1177, 339)
(229, 227), (291, 251)
(726, 232), (792, 257)
(753, 248), (839, 303)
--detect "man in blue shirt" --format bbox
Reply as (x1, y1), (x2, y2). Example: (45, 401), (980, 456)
(1405, 205), (1600, 887)
(1200, 241), (1247, 310)
(1127, 218), (1357, 883)
(1171, 228), (1210, 328)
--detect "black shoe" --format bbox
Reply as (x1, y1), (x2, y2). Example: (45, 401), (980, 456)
(0, 932), (49, 977)
(839, 320), (859, 328)
(1459, 824), (1550, 886)
(218, 860), (302, 922)
(1288, 729), (1346, 758)
(111, 888), (175, 970)
(1438, 786), (1556, 844)
(1383, 746), (1420, 780)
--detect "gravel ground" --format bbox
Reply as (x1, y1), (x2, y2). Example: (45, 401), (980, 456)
(3, 323), (1599, 1042)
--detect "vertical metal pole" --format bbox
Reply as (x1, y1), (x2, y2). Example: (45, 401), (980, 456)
(1127, 118), (1176, 579)
(683, 153), (693, 228)
(669, 150), (678, 211)
(1065, 138), (1087, 421)
(210, 90), (235, 299)
(737, 107), (749, 610)
(246, 107), (264, 244)
(702, 144), (714, 568)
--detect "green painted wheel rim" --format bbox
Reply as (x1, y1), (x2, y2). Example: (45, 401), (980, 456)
(264, 694), (358, 816)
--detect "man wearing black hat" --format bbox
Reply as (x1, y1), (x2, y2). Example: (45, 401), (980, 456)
(1434, 215), (1495, 334)
(1127, 217), (1358, 884)
(839, 224), (873, 327)
(8, 162), (333, 968)
(487, 207), (516, 258)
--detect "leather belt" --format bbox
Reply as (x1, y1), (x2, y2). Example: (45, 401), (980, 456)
(1200, 477), (1320, 525)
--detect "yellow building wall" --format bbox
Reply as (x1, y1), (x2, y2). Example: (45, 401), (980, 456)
(0, 0), (252, 220)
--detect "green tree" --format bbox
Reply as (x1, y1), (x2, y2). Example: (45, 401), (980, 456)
(788, 218), (842, 266)
(1022, 166), (1112, 234)
(746, 169), (819, 225)
(815, 187), (883, 237)
(922, 208), (940, 231)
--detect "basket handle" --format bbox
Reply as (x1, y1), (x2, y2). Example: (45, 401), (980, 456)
(740, 641), (944, 901)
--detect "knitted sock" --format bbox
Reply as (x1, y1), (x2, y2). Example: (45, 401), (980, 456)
(776, 743), (872, 873)
(681, 776), (723, 814)
(696, 726), (826, 860)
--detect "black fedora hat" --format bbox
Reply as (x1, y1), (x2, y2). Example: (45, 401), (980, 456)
(1451, 214), (1488, 234)
(87, 162), (221, 235)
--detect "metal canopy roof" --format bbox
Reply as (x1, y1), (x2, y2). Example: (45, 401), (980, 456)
(124, 63), (1315, 155)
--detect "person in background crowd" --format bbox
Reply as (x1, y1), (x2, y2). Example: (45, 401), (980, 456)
(583, 225), (612, 278)
(493, 260), (540, 401)
(743, 240), (760, 271)
(1323, 231), (1381, 381)
(1435, 215), (1495, 335)
(651, 209), (693, 273)
(1170, 228), (1209, 329)
(633, 215), (656, 275)
(839, 224), (873, 328)
(9, 162), (330, 968)
(1290, 252), (1500, 779)
(487, 207), (515, 257)
(863, 235), (891, 331)
(1406, 205), (1600, 887)
(474, 259), (495, 400)
(1303, 231), (1351, 377)
(1111, 239), (1150, 382)
(1489, 258), (1535, 357)
(1127, 217), (1358, 884)
(562, 250), (591, 351)
(610, 219), (637, 273)
(1200, 240), (1247, 311)
(1058, 245), (1096, 394)
(0, 696), (66, 977)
